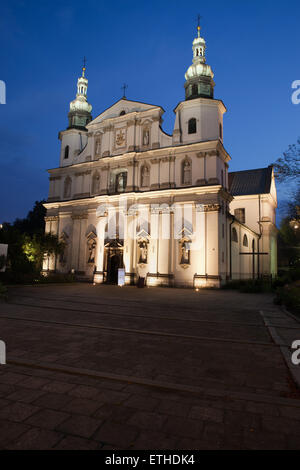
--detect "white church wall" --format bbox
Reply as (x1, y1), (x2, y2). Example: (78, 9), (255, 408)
(59, 130), (88, 167)
(174, 99), (225, 145)
(230, 195), (260, 233)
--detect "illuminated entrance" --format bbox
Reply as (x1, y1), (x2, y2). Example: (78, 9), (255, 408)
(104, 239), (124, 284)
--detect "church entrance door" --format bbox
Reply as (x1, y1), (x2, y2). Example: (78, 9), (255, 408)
(107, 254), (122, 284)
(104, 239), (124, 285)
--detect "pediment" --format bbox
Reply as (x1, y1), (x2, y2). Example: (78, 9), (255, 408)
(178, 226), (193, 240)
(136, 228), (150, 240)
(89, 98), (162, 126)
(86, 231), (97, 240)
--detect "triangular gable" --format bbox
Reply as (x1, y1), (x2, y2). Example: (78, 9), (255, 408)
(178, 226), (193, 239)
(89, 98), (162, 125)
(136, 228), (150, 240)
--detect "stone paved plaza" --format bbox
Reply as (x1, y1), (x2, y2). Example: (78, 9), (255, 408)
(0, 284), (299, 449)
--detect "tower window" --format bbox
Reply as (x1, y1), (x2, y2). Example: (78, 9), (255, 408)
(192, 84), (198, 96)
(188, 118), (197, 134)
(219, 123), (223, 140)
(234, 208), (245, 224)
(120, 110), (126, 116)
(232, 227), (238, 243)
(64, 145), (69, 159)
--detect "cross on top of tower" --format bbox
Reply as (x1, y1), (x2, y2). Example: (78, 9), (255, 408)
(197, 14), (202, 37)
(82, 56), (87, 77)
(121, 83), (128, 98)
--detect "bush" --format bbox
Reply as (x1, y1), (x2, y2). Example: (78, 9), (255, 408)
(0, 255), (6, 271)
(0, 282), (7, 300)
(37, 273), (76, 284)
(223, 278), (272, 293)
(222, 280), (247, 290)
(274, 285), (300, 316)
(0, 271), (76, 285)
(0, 270), (39, 285)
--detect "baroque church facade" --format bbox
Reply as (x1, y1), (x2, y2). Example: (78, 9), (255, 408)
(43, 26), (278, 287)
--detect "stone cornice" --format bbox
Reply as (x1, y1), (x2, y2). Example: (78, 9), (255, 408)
(49, 176), (61, 181)
(71, 212), (88, 220)
(48, 139), (227, 176)
(44, 216), (59, 222)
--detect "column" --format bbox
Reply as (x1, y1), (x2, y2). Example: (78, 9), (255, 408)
(93, 215), (107, 284)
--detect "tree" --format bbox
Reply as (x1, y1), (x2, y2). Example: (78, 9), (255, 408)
(278, 189), (300, 269)
(274, 138), (300, 183)
(13, 200), (46, 236)
(23, 233), (64, 271)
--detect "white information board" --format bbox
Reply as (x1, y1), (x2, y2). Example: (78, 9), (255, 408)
(0, 244), (8, 273)
(118, 268), (125, 286)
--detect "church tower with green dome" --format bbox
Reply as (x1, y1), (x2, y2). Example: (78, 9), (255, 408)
(58, 62), (93, 168)
(184, 23), (215, 100)
(68, 62), (92, 130)
(172, 23), (226, 146)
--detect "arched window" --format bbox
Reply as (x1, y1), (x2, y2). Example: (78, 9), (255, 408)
(119, 110), (126, 116)
(63, 176), (72, 199)
(182, 159), (192, 185)
(92, 172), (100, 195)
(191, 84), (198, 96)
(219, 123), (223, 140)
(232, 227), (238, 243)
(64, 145), (69, 159)
(188, 118), (197, 134)
(141, 165), (150, 187)
(243, 234), (248, 247)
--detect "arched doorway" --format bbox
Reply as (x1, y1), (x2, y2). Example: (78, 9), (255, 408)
(104, 239), (124, 284)
(107, 254), (121, 284)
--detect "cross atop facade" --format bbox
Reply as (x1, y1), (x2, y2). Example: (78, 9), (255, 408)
(197, 14), (202, 28)
(121, 83), (128, 98)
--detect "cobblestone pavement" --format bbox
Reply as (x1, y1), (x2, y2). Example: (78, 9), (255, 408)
(0, 284), (299, 449)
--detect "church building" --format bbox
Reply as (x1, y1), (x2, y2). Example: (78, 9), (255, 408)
(43, 25), (278, 287)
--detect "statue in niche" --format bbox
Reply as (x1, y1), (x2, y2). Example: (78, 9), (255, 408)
(143, 129), (150, 146)
(92, 173), (100, 194)
(87, 239), (96, 263)
(180, 240), (190, 265)
(117, 172), (126, 192)
(141, 166), (150, 187)
(183, 161), (191, 184)
(59, 233), (68, 265)
(95, 138), (101, 155)
(64, 177), (71, 198)
(138, 241), (148, 264)
(59, 243), (67, 264)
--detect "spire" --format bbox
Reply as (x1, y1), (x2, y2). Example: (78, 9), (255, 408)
(67, 60), (92, 130)
(184, 20), (215, 100)
(197, 14), (201, 38)
(82, 56), (86, 78)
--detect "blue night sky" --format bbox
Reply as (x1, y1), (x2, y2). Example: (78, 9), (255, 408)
(0, 0), (299, 223)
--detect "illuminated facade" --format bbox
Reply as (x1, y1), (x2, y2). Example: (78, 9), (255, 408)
(43, 26), (277, 287)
